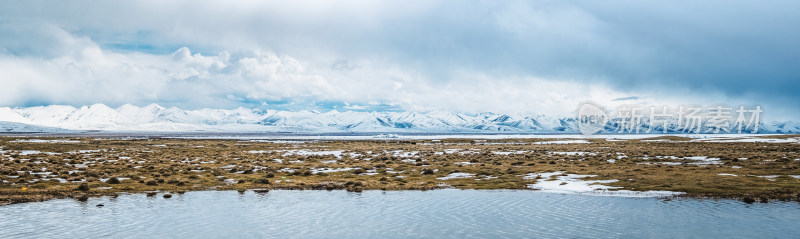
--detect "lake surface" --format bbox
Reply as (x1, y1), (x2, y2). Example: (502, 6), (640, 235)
(1, 190), (799, 238)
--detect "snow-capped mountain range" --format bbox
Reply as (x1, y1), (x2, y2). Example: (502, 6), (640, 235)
(0, 104), (798, 134)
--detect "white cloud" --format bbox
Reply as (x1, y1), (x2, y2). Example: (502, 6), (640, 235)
(0, 0), (797, 119)
(0, 23), (636, 114)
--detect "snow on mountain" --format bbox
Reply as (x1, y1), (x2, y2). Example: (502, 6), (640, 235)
(0, 121), (78, 133)
(0, 104), (797, 134)
(762, 121), (800, 134)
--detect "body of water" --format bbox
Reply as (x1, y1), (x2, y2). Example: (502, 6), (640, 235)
(1, 190), (798, 238)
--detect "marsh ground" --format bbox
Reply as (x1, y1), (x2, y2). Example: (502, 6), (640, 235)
(1, 135), (799, 205)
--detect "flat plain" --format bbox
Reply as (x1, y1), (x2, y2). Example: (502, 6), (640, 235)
(2, 135), (800, 205)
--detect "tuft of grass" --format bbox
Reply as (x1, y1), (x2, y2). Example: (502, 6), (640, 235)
(107, 177), (121, 184)
(76, 183), (90, 191)
(255, 178), (271, 184)
(352, 169), (366, 174)
(75, 195), (89, 202)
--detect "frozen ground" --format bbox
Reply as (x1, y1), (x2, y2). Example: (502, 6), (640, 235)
(10, 139), (81, 143)
(437, 173), (476, 180)
(525, 172), (684, 198)
(533, 140), (590, 144)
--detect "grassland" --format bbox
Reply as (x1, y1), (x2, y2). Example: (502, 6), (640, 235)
(1, 135), (800, 205)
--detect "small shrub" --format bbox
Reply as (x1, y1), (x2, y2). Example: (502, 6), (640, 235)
(76, 182), (90, 191)
(742, 197), (755, 204)
(75, 195), (89, 202)
(107, 177), (121, 184)
(256, 178), (271, 184)
(146, 180), (158, 186)
(421, 169), (435, 175)
(352, 169), (366, 174)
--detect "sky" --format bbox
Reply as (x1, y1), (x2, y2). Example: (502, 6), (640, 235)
(0, 0), (798, 120)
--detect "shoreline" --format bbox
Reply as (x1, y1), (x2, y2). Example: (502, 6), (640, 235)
(3, 186), (793, 207)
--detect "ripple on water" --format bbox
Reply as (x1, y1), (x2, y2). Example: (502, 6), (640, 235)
(1, 190), (799, 238)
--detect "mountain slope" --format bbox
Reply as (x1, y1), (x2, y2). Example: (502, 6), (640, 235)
(0, 104), (797, 134)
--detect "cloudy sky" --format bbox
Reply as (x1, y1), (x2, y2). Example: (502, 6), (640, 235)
(0, 0), (798, 119)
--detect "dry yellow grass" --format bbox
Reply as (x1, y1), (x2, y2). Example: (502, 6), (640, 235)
(1, 135), (799, 205)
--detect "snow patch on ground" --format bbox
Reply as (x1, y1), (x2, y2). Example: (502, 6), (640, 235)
(550, 151), (596, 156)
(684, 156), (722, 165)
(641, 139), (673, 142)
(476, 175), (498, 180)
(248, 140), (310, 144)
(492, 151), (528, 155)
(386, 150), (419, 158)
(534, 140), (590, 145)
(310, 167), (356, 174)
(644, 155), (722, 165)
(437, 173), (475, 180)
(284, 150), (343, 158)
(18, 150), (61, 156)
(757, 175), (780, 181)
(248, 149), (344, 159)
(525, 172), (684, 198)
(11, 139), (80, 143)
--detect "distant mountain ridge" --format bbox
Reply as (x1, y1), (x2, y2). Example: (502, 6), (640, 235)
(0, 104), (798, 134)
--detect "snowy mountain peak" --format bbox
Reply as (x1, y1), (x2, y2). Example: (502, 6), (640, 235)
(0, 104), (798, 134)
